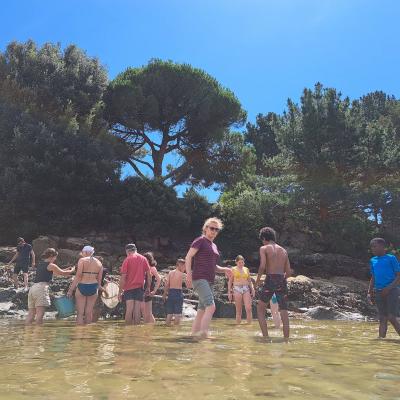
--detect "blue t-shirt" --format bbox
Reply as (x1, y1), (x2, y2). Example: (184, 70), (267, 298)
(17, 243), (32, 262)
(370, 254), (400, 290)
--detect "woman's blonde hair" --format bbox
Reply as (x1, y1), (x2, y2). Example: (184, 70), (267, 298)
(202, 217), (223, 234)
(235, 255), (245, 262)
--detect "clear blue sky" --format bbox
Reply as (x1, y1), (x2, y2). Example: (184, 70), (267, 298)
(1, 0), (400, 200)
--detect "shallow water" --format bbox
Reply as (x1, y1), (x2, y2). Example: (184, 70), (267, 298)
(0, 319), (399, 400)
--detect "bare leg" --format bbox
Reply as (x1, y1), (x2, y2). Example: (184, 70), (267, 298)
(84, 294), (98, 324)
(379, 316), (388, 338)
(199, 304), (216, 338)
(35, 306), (46, 325)
(234, 292), (243, 324)
(23, 273), (29, 290)
(270, 301), (281, 328)
(174, 314), (181, 325)
(125, 300), (134, 324)
(280, 309), (290, 339)
(26, 308), (36, 325)
(144, 301), (155, 324)
(257, 300), (269, 338)
(92, 298), (101, 322)
(388, 315), (400, 336)
(243, 291), (253, 324)
(166, 314), (173, 325)
(133, 300), (142, 325)
(12, 273), (18, 289)
(192, 309), (205, 335)
(75, 290), (87, 325)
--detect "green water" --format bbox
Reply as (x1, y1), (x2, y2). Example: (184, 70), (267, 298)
(0, 319), (399, 400)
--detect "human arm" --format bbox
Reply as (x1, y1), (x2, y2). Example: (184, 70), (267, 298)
(367, 276), (375, 304)
(118, 273), (126, 302)
(381, 272), (400, 296)
(30, 249), (36, 267)
(150, 268), (162, 296)
(255, 247), (266, 288)
(163, 272), (170, 302)
(284, 254), (292, 279)
(215, 265), (233, 279)
(145, 270), (151, 296)
(67, 259), (83, 297)
(185, 247), (199, 288)
(228, 274), (233, 302)
(248, 273), (255, 297)
(48, 263), (75, 277)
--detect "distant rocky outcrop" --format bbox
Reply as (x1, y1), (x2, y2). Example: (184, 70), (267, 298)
(0, 234), (378, 321)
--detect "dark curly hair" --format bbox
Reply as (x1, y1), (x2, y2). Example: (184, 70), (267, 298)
(259, 227), (277, 242)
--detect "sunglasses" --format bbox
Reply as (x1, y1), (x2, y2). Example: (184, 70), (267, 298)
(207, 226), (220, 232)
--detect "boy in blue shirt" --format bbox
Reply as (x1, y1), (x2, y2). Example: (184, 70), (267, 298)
(368, 238), (400, 338)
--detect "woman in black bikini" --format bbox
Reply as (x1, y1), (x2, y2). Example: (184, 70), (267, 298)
(67, 246), (103, 325)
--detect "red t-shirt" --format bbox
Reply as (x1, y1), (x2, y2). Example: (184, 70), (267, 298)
(120, 253), (150, 290)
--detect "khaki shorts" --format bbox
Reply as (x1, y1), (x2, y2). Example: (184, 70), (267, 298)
(28, 283), (51, 309)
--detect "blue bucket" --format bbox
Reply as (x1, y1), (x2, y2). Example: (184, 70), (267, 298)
(54, 296), (75, 318)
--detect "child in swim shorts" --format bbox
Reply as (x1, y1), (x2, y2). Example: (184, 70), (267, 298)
(163, 259), (186, 325)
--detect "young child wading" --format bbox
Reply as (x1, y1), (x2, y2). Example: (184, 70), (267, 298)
(228, 255), (255, 324)
(163, 259), (186, 325)
(368, 238), (400, 338)
(255, 227), (291, 340)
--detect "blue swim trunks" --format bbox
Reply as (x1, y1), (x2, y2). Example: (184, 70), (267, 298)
(166, 289), (183, 315)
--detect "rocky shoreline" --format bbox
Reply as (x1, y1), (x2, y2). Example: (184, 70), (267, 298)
(0, 235), (378, 321)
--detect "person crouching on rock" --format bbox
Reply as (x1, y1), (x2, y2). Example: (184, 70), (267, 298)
(255, 227), (292, 340)
(368, 237), (400, 338)
(26, 248), (75, 325)
(185, 217), (233, 338)
(228, 255), (255, 324)
(67, 246), (103, 325)
(118, 244), (152, 325)
(163, 258), (186, 326)
(141, 252), (162, 324)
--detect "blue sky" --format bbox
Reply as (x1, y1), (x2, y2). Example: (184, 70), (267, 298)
(1, 0), (400, 201)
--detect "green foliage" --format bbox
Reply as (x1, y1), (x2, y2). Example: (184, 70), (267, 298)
(114, 178), (187, 236)
(0, 41), (122, 241)
(245, 112), (280, 174)
(178, 131), (256, 188)
(180, 188), (213, 236)
(104, 59), (246, 184)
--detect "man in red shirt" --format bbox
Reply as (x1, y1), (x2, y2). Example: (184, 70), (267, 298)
(118, 243), (151, 325)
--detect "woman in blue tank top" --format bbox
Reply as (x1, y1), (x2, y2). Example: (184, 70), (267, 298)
(26, 248), (75, 325)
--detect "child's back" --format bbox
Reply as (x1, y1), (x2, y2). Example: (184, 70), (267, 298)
(168, 268), (185, 289)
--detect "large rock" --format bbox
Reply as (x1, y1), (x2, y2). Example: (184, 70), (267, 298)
(56, 249), (80, 267)
(294, 252), (370, 279)
(0, 247), (16, 263)
(32, 236), (59, 258)
(304, 306), (346, 320)
(63, 237), (90, 251)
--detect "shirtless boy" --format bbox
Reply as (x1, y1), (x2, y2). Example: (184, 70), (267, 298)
(163, 259), (186, 325)
(255, 227), (291, 339)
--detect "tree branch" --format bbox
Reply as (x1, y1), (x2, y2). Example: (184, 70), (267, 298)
(126, 159), (146, 179)
(161, 162), (188, 183)
(131, 157), (154, 171)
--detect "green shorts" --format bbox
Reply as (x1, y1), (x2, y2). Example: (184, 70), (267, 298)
(193, 279), (214, 310)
